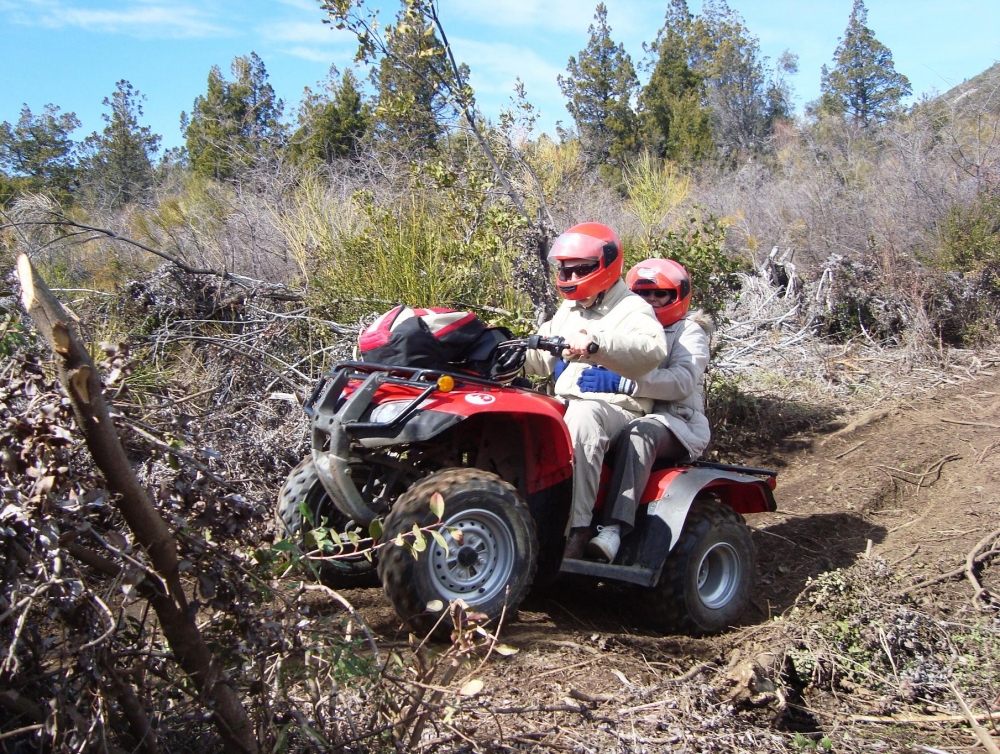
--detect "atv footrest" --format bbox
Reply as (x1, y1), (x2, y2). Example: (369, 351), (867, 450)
(559, 558), (659, 587)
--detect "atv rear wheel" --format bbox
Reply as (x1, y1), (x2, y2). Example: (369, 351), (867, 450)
(377, 468), (538, 638)
(275, 458), (379, 588)
(645, 500), (755, 635)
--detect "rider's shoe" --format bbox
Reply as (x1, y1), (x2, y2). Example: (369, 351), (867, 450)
(562, 527), (590, 560)
(586, 524), (621, 563)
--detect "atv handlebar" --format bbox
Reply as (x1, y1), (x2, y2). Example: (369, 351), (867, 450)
(521, 334), (599, 356)
(486, 334), (598, 382)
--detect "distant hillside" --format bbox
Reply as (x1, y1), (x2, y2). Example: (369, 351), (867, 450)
(936, 62), (1000, 115)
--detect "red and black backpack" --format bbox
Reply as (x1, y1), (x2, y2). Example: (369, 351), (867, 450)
(358, 305), (491, 371)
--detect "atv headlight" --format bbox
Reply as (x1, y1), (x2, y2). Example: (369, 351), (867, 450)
(369, 400), (411, 424)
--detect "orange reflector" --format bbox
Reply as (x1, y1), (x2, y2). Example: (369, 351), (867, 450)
(437, 375), (455, 392)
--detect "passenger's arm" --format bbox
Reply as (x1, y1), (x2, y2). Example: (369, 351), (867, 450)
(633, 323), (709, 402)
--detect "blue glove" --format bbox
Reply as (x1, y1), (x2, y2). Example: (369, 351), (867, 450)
(577, 366), (636, 395)
(553, 358), (568, 382)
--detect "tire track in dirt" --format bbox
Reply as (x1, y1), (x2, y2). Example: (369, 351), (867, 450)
(751, 369), (1000, 623)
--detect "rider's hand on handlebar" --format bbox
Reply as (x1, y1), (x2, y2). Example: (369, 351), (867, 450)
(561, 330), (597, 358)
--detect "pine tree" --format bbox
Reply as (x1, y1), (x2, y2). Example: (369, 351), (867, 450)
(182, 52), (285, 179)
(557, 3), (640, 165)
(81, 80), (161, 206)
(0, 104), (80, 202)
(820, 0), (911, 126)
(372, 4), (455, 153)
(688, 0), (793, 158)
(291, 68), (371, 164)
(639, 0), (713, 163)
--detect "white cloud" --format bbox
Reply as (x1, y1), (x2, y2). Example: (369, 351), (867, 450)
(454, 36), (563, 94)
(449, 36), (569, 131)
(275, 0), (319, 11)
(3, 0), (230, 38)
(445, 0), (586, 34)
(261, 17), (357, 65)
(444, 0), (661, 38)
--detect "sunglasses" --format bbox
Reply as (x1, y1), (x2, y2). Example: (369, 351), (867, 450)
(636, 288), (677, 302)
(557, 261), (600, 281)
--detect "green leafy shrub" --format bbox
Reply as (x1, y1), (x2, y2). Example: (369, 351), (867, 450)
(302, 178), (533, 329)
(938, 187), (1000, 273)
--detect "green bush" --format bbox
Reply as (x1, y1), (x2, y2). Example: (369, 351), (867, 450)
(939, 187), (1000, 273)
(305, 182), (534, 329)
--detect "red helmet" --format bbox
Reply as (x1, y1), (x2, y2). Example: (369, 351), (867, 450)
(626, 258), (692, 326)
(547, 222), (623, 300)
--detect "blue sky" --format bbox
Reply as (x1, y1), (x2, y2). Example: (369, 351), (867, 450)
(2, 0), (998, 152)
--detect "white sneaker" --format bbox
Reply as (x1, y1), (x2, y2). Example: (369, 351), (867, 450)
(586, 524), (621, 563)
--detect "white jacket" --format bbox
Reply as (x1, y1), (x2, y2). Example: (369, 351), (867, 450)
(633, 311), (713, 460)
(525, 280), (668, 415)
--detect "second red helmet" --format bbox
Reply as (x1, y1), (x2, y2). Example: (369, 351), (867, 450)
(626, 258), (692, 326)
(547, 222), (623, 300)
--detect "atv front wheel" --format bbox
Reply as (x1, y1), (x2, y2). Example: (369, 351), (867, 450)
(377, 468), (538, 637)
(645, 500), (755, 635)
(275, 458), (379, 588)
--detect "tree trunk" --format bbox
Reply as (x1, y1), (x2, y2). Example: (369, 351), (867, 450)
(15, 254), (258, 754)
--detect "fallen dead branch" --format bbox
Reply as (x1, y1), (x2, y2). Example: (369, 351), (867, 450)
(886, 454), (962, 531)
(941, 417), (1000, 429)
(879, 454), (960, 491)
(834, 441), (866, 459)
(665, 661), (718, 684)
(852, 710), (1000, 725)
(950, 682), (1000, 754)
(15, 253), (259, 754)
(978, 440), (1000, 464)
(964, 528), (1000, 608)
(895, 548), (1000, 597)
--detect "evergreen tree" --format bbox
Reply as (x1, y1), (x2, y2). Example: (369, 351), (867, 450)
(557, 3), (640, 165)
(820, 0), (911, 127)
(182, 52), (285, 179)
(291, 67), (371, 164)
(372, 4), (456, 153)
(81, 80), (161, 206)
(0, 104), (80, 202)
(639, 0), (713, 163)
(689, 0), (793, 158)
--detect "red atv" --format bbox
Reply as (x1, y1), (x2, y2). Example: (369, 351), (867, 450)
(276, 335), (777, 636)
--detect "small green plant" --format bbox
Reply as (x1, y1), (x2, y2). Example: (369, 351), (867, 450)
(0, 307), (28, 358)
(793, 732), (833, 751)
(273, 491), (456, 579)
(295, 182), (532, 329)
(623, 152), (690, 245)
(938, 187), (1000, 274)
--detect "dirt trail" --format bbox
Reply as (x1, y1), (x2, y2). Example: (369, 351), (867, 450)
(337, 370), (1000, 750)
(754, 370), (1000, 622)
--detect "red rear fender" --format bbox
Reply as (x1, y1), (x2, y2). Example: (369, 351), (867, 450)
(642, 466), (777, 516)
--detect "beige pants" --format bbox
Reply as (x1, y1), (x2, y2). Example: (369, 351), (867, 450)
(563, 398), (638, 530)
